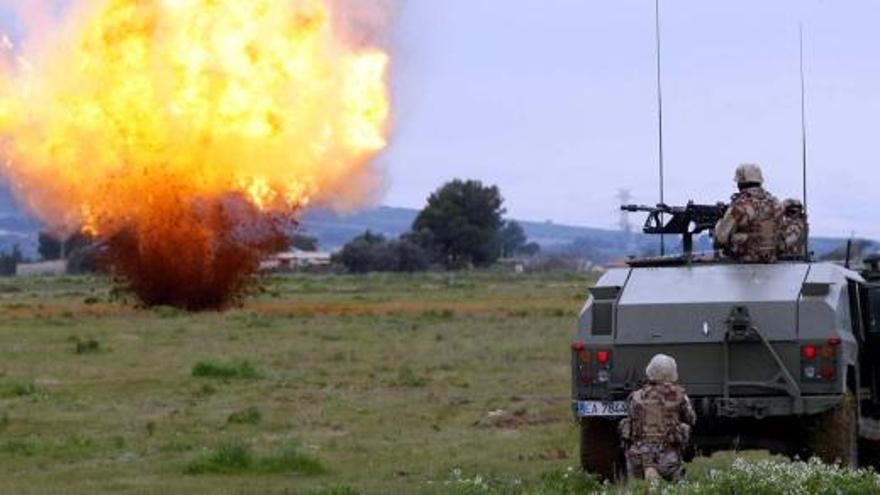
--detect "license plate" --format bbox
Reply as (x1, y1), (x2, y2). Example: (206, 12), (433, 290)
(576, 400), (628, 417)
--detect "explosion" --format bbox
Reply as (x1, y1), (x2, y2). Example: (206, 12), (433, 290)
(0, 0), (390, 309)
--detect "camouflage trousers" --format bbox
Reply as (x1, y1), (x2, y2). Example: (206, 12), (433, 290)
(625, 442), (683, 482)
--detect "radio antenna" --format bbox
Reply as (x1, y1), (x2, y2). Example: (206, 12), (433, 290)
(799, 24), (810, 259)
(655, 0), (666, 255)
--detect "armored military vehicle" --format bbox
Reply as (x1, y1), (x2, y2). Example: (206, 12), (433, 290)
(571, 203), (880, 479)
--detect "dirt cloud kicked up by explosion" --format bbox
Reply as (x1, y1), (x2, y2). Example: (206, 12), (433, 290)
(0, 0), (391, 310)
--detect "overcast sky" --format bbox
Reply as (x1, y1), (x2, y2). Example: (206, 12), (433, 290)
(385, 1), (880, 238)
(2, 1), (879, 238)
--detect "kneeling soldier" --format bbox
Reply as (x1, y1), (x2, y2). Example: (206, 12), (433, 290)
(619, 354), (696, 482)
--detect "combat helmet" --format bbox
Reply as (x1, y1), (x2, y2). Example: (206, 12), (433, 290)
(734, 163), (764, 186)
(645, 354), (678, 383)
(783, 198), (804, 214)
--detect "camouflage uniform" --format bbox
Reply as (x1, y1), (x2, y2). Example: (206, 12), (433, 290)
(714, 186), (783, 263)
(619, 381), (696, 482)
(779, 199), (807, 258)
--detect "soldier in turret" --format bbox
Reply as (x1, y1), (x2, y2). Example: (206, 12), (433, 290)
(714, 163), (783, 263)
(779, 198), (807, 258)
(619, 354), (696, 482)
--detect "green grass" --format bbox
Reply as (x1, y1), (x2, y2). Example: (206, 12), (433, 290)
(5, 271), (870, 493)
(1, 382), (44, 398)
(0, 271), (603, 492)
(73, 337), (102, 354)
(227, 406), (262, 425)
(257, 444), (328, 475)
(184, 442), (254, 474)
(191, 360), (262, 380)
(183, 441), (328, 476)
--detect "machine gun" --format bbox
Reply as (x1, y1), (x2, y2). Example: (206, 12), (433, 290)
(622, 201), (728, 258)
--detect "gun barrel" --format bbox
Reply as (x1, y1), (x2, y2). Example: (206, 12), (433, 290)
(620, 204), (658, 212)
(622, 201), (727, 237)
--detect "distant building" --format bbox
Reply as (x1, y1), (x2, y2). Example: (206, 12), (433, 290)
(16, 260), (67, 277)
(495, 257), (526, 273)
(260, 250), (332, 272)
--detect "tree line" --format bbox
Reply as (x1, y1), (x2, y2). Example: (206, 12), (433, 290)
(0, 179), (538, 276)
(334, 179), (539, 273)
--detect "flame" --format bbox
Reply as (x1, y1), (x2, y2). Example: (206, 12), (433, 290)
(0, 0), (390, 309)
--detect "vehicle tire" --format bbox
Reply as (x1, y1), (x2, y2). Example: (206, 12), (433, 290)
(808, 392), (858, 468)
(579, 418), (623, 480)
(859, 438), (880, 469)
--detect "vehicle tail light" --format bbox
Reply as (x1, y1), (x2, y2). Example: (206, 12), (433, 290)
(802, 342), (837, 382)
(802, 345), (816, 360)
(573, 346), (611, 385)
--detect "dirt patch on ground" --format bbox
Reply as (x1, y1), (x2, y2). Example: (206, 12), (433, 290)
(473, 408), (564, 429)
(249, 300), (569, 318)
(1, 303), (140, 320)
(250, 300), (478, 317)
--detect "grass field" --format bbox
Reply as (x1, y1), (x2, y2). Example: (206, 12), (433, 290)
(2, 272), (879, 494)
(0, 272), (600, 493)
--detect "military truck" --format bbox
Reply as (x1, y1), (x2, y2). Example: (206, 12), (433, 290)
(571, 203), (880, 479)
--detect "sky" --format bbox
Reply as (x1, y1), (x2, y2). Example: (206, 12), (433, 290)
(384, 0), (880, 238)
(1, 1), (879, 238)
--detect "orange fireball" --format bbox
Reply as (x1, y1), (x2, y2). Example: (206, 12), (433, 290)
(0, 0), (391, 309)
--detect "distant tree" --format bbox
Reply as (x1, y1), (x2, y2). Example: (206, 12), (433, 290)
(399, 230), (442, 266)
(290, 234), (319, 252)
(37, 232), (61, 261)
(500, 221), (527, 257)
(334, 231), (394, 274)
(0, 245), (23, 276)
(38, 232), (92, 261)
(519, 241), (541, 257)
(412, 179), (506, 268)
(335, 231), (433, 273)
(392, 236), (431, 272)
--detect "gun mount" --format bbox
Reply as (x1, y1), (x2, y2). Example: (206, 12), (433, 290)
(622, 201), (727, 262)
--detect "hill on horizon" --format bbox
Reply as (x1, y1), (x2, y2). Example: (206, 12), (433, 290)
(300, 206), (621, 249)
(300, 206), (861, 263)
(0, 181), (872, 264)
